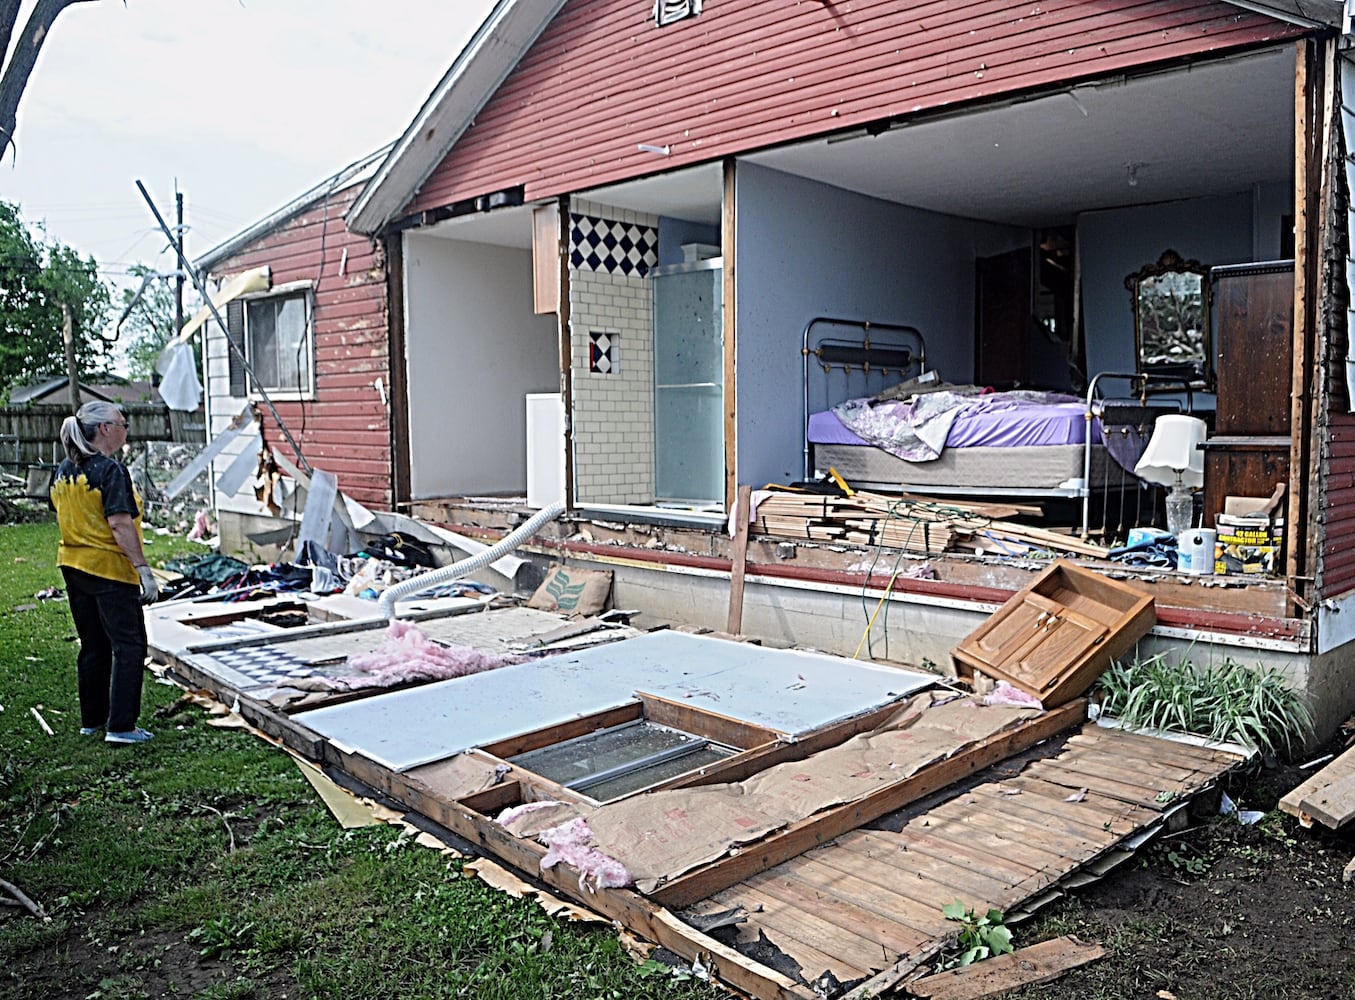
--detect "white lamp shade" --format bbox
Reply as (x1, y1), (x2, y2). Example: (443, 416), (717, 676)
(1134, 414), (1206, 489)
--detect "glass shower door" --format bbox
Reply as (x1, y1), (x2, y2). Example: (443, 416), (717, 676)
(653, 260), (723, 506)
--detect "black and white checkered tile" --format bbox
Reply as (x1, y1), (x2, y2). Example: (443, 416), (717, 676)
(208, 646), (317, 689)
(589, 332), (618, 374)
(570, 213), (658, 277)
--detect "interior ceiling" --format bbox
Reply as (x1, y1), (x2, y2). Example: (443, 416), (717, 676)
(429, 46), (1293, 247)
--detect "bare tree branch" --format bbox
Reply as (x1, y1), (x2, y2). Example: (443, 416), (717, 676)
(1, 0), (25, 77)
(0, 0), (101, 159)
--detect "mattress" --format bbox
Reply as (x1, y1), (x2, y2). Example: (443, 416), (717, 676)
(807, 401), (1093, 450)
(811, 440), (1111, 491)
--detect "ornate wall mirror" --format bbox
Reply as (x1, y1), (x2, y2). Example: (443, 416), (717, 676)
(1126, 249), (1212, 389)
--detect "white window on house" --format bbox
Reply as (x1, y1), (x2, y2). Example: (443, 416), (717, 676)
(654, 0), (701, 27)
(225, 287), (314, 397)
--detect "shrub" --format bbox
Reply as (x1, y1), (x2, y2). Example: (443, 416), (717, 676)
(1097, 652), (1312, 758)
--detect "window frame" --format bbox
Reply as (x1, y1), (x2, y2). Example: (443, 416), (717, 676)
(237, 281), (316, 400)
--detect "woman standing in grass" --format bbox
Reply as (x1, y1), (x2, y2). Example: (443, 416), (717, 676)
(50, 400), (159, 745)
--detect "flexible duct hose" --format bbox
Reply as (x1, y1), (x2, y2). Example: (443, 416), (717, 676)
(377, 502), (566, 619)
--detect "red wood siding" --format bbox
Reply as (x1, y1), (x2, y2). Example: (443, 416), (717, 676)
(410, 0), (1303, 215)
(210, 184), (393, 510)
(1320, 414), (1355, 597)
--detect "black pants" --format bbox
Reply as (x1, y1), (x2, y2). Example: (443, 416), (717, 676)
(60, 566), (148, 733)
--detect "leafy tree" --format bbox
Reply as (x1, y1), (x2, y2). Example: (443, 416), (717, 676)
(117, 263), (183, 380)
(0, 199), (111, 400)
(2, 0), (98, 159)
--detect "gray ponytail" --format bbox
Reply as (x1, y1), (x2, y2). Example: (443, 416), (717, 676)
(60, 400), (124, 463)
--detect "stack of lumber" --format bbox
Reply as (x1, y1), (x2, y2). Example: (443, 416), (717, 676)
(750, 490), (1108, 559)
(1279, 742), (1355, 831)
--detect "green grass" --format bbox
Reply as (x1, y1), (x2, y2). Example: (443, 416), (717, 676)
(0, 518), (722, 999)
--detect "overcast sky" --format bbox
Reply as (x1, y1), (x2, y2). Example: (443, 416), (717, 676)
(2, 0), (496, 285)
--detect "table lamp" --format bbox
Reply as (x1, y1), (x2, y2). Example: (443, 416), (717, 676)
(1133, 415), (1206, 536)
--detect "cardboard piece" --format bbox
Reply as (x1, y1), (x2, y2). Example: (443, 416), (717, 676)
(585, 693), (1041, 892)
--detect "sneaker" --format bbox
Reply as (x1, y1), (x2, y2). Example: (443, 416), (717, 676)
(105, 728), (154, 745)
(79, 726), (103, 736)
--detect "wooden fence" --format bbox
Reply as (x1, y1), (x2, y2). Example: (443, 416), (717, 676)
(0, 404), (204, 474)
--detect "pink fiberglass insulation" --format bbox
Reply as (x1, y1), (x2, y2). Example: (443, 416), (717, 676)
(538, 817), (632, 891)
(327, 619), (519, 690)
(497, 800), (565, 828)
(982, 680), (1045, 710)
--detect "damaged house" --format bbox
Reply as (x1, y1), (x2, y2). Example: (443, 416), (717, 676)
(154, 3), (1355, 994)
(190, 0), (1355, 735)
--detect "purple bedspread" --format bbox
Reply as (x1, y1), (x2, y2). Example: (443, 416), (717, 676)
(809, 396), (1091, 455)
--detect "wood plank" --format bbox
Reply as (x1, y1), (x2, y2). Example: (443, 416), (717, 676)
(1027, 757), (1191, 807)
(1279, 741), (1355, 829)
(877, 828), (1054, 890)
(963, 782), (1135, 843)
(639, 691), (782, 751)
(1293, 771), (1355, 829)
(980, 781), (1157, 837)
(926, 801), (1107, 867)
(1064, 727), (1244, 769)
(706, 885), (881, 981)
(768, 859), (948, 940)
(1040, 745), (1222, 786)
(804, 840), (1018, 916)
(649, 701), (1085, 909)
(742, 869), (934, 953)
(904, 812), (1076, 872)
(831, 830), (1021, 902)
(728, 485), (753, 635)
(907, 935), (1106, 999)
(1032, 746), (1206, 791)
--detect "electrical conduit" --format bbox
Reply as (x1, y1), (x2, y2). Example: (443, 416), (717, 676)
(377, 502), (566, 619)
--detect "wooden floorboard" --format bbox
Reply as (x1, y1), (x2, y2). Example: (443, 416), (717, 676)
(708, 885), (881, 980)
(685, 726), (1245, 992)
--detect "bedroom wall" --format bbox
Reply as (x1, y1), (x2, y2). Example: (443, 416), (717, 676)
(403, 233), (559, 498)
(1079, 188), (1288, 393)
(733, 161), (1030, 487)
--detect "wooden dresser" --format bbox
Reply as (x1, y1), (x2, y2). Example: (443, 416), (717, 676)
(1202, 260), (1294, 530)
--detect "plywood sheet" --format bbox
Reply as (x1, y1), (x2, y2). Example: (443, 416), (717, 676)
(296, 631), (934, 771)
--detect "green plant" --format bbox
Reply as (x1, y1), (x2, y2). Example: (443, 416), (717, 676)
(1097, 652), (1313, 758)
(938, 899), (1013, 969)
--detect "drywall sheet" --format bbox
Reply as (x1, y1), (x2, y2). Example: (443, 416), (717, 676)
(296, 631), (935, 771)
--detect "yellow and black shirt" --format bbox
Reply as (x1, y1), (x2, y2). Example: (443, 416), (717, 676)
(51, 454), (144, 585)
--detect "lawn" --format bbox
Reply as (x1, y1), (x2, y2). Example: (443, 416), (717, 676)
(0, 518), (721, 1000)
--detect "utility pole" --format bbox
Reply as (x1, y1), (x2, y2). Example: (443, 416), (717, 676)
(175, 190), (185, 337)
(61, 302), (78, 414)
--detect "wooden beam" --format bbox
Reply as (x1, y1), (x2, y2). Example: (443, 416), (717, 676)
(728, 484), (752, 635)
(1287, 36), (1330, 608)
(393, 774), (818, 1000)
(906, 935), (1106, 999)
(639, 691), (782, 751)
(723, 157), (738, 514)
(558, 195), (575, 510)
(649, 701), (1086, 909)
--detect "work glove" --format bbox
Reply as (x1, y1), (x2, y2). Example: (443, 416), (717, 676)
(136, 565), (160, 605)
